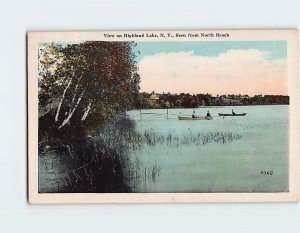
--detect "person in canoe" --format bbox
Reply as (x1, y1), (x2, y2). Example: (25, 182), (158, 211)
(232, 109), (236, 115)
(206, 111), (211, 117)
(192, 110), (196, 118)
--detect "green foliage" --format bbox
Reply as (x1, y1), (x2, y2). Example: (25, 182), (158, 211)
(181, 94), (199, 108)
(39, 41), (140, 131)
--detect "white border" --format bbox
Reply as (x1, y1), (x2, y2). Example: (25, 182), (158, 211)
(28, 30), (300, 203)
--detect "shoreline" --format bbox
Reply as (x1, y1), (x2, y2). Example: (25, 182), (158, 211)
(129, 104), (290, 111)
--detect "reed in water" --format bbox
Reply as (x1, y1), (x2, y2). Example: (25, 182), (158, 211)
(39, 118), (243, 193)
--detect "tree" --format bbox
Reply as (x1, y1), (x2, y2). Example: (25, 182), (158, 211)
(38, 44), (65, 107)
(181, 94), (199, 108)
(203, 95), (212, 106)
(39, 41), (140, 130)
(134, 94), (149, 109)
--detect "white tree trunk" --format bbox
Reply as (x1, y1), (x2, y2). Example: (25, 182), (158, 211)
(55, 77), (73, 122)
(70, 74), (83, 110)
(58, 88), (86, 129)
(81, 102), (92, 122)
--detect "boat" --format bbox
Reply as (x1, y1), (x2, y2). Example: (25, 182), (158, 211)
(218, 113), (247, 116)
(178, 116), (213, 120)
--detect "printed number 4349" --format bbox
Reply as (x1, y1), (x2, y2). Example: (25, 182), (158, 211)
(261, 171), (273, 175)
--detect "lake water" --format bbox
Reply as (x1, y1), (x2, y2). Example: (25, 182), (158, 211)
(123, 105), (289, 193)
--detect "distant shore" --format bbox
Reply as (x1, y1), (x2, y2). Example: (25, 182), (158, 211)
(131, 104), (289, 111)
(133, 92), (289, 109)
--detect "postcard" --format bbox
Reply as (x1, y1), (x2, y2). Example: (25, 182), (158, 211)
(28, 30), (300, 203)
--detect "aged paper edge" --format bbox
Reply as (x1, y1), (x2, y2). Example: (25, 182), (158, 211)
(27, 29), (300, 203)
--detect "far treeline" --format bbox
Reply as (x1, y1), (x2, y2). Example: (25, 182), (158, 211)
(133, 92), (289, 109)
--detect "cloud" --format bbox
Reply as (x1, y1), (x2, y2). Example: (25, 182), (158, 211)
(138, 49), (287, 96)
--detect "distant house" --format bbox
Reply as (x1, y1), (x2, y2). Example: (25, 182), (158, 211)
(147, 94), (160, 108)
(149, 94), (160, 100)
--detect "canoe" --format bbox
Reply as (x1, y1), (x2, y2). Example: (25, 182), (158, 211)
(178, 116), (213, 120)
(218, 113), (247, 116)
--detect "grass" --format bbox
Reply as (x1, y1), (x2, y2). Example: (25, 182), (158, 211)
(39, 118), (243, 193)
(103, 127), (243, 149)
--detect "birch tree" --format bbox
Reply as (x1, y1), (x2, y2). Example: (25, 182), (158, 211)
(38, 41), (140, 131)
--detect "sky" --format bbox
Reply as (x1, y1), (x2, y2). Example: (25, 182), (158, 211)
(134, 41), (287, 96)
